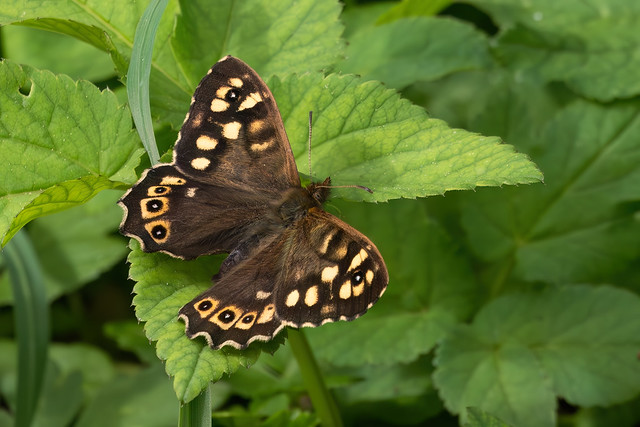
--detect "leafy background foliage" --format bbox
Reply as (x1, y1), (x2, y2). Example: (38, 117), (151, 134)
(0, 0), (639, 426)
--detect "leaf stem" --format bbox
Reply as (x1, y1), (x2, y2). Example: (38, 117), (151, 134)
(179, 384), (211, 427)
(288, 329), (343, 427)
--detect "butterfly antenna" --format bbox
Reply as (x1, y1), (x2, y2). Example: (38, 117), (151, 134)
(308, 111), (313, 180)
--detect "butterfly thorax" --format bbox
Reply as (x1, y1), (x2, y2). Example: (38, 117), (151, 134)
(276, 177), (331, 224)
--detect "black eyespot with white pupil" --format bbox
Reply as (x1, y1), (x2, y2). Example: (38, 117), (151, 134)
(219, 309), (235, 323)
(198, 300), (212, 311)
(146, 199), (163, 212)
(225, 89), (240, 102)
(151, 224), (167, 239)
(154, 186), (168, 194)
(242, 314), (254, 324)
(352, 270), (364, 285)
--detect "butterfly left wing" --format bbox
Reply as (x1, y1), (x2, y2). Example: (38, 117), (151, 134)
(274, 208), (389, 328)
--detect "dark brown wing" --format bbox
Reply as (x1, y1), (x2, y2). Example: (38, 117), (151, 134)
(119, 56), (299, 259)
(173, 56), (300, 192)
(274, 208), (389, 327)
(178, 235), (286, 349)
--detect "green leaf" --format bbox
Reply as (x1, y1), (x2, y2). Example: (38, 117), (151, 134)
(103, 320), (157, 365)
(339, 16), (492, 89)
(267, 72), (542, 202)
(433, 285), (640, 427)
(75, 365), (178, 427)
(127, 240), (282, 403)
(0, 61), (142, 245)
(376, 0), (452, 24)
(465, 407), (511, 427)
(471, 0), (640, 101)
(308, 200), (478, 366)
(31, 362), (83, 427)
(0, 190), (127, 304)
(173, 0), (344, 89)
(462, 100), (640, 284)
(1, 25), (116, 81)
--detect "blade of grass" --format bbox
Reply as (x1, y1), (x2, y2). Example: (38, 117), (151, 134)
(127, 0), (168, 165)
(288, 328), (343, 427)
(5, 230), (49, 427)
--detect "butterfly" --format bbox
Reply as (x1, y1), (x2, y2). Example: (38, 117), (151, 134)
(119, 56), (388, 350)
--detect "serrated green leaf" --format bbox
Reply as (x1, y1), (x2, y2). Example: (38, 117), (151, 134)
(471, 0), (640, 101)
(465, 407), (511, 427)
(433, 285), (640, 427)
(339, 16), (492, 89)
(462, 100), (640, 284)
(173, 0), (344, 89)
(267, 72), (541, 202)
(0, 61), (142, 245)
(127, 240), (283, 403)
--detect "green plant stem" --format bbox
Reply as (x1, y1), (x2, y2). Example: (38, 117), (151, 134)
(5, 230), (49, 427)
(179, 385), (211, 427)
(288, 329), (343, 427)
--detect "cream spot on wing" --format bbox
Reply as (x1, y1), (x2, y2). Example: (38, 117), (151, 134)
(186, 188), (197, 198)
(216, 86), (231, 99)
(222, 121), (241, 139)
(285, 290), (300, 307)
(196, 135), (218, 150)
(190, 96), (196, 105)
(335, 242), (348, 259)
(365, 270), (374, 285)
(339, 281), (351, 299)
(321, 305), (335, 316)
(321, 265), (339, 283)
(379, 286), (387, 297)
(319, 230), (336, 254)
(305, 286), (319, 307)
(160, 176), (185, 185)
(348, 249), (368, 271)
(228, 77), (243, 87)
(249, 120), (265, 134)
(191, 157), (210, 170)
(238, 92), (263, 111)
(210, 98), (229, 112)
(250, 138), (274, 152)
(256, 291), (271, 300)
(257, 304), (275, 324)
(352, 282), (365, 297)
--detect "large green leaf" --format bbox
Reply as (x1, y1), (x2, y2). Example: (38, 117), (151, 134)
(471, 0), (640, 101)
(433, 285), (640, 427)
(267, 72), (542, 202)
(462, 100), (640, 284)
(339, 16), (493, 89)
(0, 61), (142, 245)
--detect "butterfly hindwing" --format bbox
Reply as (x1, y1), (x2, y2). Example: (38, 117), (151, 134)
(178, 236), (286, 349)
(275, 209), (388, 327)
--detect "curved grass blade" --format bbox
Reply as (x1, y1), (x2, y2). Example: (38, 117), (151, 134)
(127, 0), (168, 165)
(4, 230), (49, 427)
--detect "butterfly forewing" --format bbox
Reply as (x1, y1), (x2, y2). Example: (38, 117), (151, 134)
(174, 56), (300, 192)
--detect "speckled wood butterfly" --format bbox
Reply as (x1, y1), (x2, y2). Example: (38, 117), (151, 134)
(119, 56), (388, 349)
